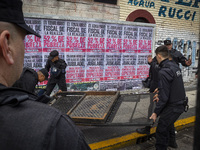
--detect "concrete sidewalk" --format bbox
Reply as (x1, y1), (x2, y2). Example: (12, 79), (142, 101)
(119, 125), (195, 150)
(81, 84), (197, 150)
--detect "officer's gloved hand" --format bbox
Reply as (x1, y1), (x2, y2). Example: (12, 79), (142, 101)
(36, 94), (51, 104)
(58, 89), (62, 93)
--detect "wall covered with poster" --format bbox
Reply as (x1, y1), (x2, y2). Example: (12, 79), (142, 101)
(24, 17), (155, 91)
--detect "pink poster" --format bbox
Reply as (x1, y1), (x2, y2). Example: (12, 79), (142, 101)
(24, 18), (154, 90)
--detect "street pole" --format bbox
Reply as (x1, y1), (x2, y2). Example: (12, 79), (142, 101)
(193, 51), (200, 150)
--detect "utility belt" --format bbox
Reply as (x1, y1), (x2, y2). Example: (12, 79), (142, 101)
(169, 97), (189, 112)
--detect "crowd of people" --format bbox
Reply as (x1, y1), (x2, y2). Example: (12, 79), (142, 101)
(0, 0), (194, 150)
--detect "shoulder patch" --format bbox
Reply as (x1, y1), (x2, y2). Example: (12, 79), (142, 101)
(176, 70), (182, 77)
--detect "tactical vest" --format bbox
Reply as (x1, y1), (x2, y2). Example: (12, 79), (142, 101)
(0, 86), (62, 150)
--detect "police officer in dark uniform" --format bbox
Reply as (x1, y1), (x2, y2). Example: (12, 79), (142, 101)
(150, 45), (187, 150)
(13, 67), (49, 94)
(164, 40), (192, 67)
(137, 41), (191, 135)
(0, 1), (90, 149)
(148, 56), (159, 93)
(45, 50), (67, 96)
(136, 55), (159, 134)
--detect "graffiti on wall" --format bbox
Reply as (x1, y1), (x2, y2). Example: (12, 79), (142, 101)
(128, 0), (155, 8)
(156, 38), (198, 67)
(128, 0), (200, 21)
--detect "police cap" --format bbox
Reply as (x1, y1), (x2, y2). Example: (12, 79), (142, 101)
(164, 40), (172, 45)
(0, 0), (41, 38)
(39, 68), (49, 80)
(48, 50), (59, 60)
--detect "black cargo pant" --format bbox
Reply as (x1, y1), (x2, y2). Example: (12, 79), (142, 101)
(148, 82), (157, 120)
(155, 105), (184, 150)
(139, 93), (155, 131)
(46, 74), (67, 96)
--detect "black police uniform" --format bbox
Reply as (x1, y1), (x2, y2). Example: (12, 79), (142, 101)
(145, 57), (160, 132)
(45, 58), (67, 96)
(149, 56), (159, 93)
(0, 84), (91, 150)
(136, 57), (160, 134)
(148, 56), (160, 120)
(13, 67), (38, 93)
(169, 49), (188, 66)
(154, 59), (185, 150)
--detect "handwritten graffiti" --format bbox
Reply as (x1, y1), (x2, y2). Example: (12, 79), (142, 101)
(128, 0), (155, 8)
(161, 0), (200, 8)
(158, 6), (196, 21)
(128, 0), (200, 21)
(157, 38), (197, 67)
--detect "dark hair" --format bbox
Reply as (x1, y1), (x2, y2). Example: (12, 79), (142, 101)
(164, 40), (171, 45)
(155, 45), (169, 58)
(39, 68), (49, 80)
(48, 50), (59, 60)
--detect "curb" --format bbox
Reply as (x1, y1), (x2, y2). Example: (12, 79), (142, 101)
(89, 116), (195, 150)
(185, 85), (197, 91)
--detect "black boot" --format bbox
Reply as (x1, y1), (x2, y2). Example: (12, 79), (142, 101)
(168, 140), (178, 148)
(136, 126), (151, 134)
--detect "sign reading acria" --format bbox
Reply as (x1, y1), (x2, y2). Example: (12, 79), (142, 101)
(128, 0), (200, 21)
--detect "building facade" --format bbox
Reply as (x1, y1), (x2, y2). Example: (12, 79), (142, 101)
(22, 0), (199, 90)
(22, 0), (120, 21)
(118, 0), (200, 81)
(119, 0), (199, 61)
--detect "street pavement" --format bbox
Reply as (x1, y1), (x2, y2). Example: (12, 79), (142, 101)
(50, 78), (198, 149)
(119, 126), (194, 150)
(84, 81), (197, 150)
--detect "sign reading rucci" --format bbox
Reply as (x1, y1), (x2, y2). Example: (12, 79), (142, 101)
(128, 0), (200, 21)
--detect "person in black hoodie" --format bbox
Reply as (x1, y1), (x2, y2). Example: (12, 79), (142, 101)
(136, 55), (159, 134)
(150, 45), (186, 149)
(45, 50), (67, 96)
(137, 41), (191, 135)
(0, 0), (90, 149)
(164, 39), (191, 67)
(13, 67), (49, 94)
